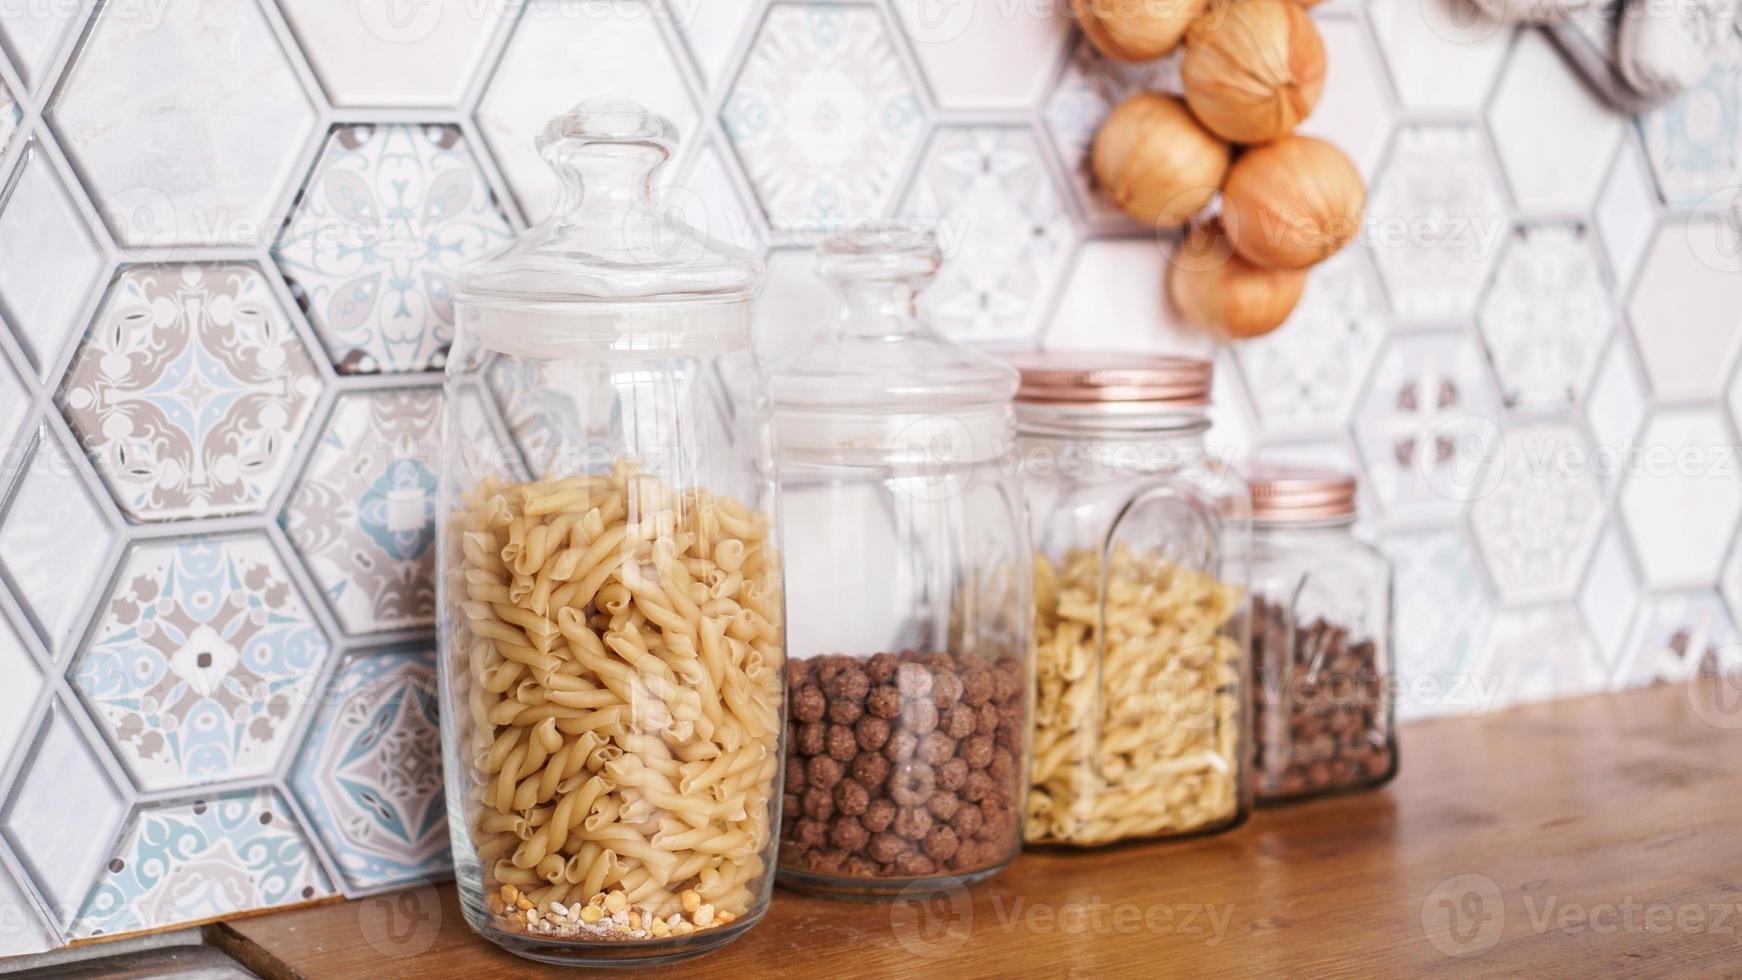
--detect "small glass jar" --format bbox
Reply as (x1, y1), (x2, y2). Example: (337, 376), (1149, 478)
(437, 99), (785, 964)
(1247, 466), (1397, 804)
(769, 226), (1032, 896)
(1012, 353), (1251, 847)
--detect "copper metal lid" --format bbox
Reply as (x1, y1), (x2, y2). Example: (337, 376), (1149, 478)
(1247, 465), (1359, 522)
(1003, 351), (1213, 406)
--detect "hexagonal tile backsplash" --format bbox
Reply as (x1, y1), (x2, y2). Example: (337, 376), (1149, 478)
(0, 0), (1737, 952)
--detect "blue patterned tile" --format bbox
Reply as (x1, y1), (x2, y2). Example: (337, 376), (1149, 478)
(1476, 223), (1613, 410)
(70, 535), (333, 792)
(1636, 48), (1742, 207)
(70, 788), (333, 938)
(290, 646), (448, 893)
(272, 124), (514, 375)
(1379, 525), (1498, 719)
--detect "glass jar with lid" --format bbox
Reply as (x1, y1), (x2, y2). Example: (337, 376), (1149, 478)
(1246, 466), (1396, 804)
(437, 98), (785, 964)
(1011, 353), (1251, 847)
(769, 225), (1032, 897)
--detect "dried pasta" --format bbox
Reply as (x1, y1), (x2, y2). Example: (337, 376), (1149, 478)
(1026, 546), (1243, 846)
(446, 458), (784, 941)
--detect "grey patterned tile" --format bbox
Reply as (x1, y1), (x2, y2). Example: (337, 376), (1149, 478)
(51, 0), (317, 248)
(58, 263), (325, 522)
(1471, 421), (1604, 604)
(0, 426), (115, 656)
(1369, 124), (1509, 321)
(1619, 408), (1742, 589)
(1477, 223), (1613, 410)
(277, 0), (510, 107)
(889, 0), (1072, 110)
(0, 143), (105, 382)
(1379, 525), (1497, 719)
(1368, 0), (1512, 112)
(1478, 605), (1606, 707)
(1618, 589), (1738, 687)
(1042, 34), (1180, 228)
(1626, 217), (1742, 399)
(1487, 30), (1625, 213)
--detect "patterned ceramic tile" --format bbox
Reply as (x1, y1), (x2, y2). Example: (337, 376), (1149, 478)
(1619, 408), (1742, 589)
(290, 646), (448, 893)
(0, 608), (42, 779)
(50, 0), (316, 248)
(1580, 527), (1640, 662)
(0, 859), (56, 956)
(1471, 422), (1604, 604)
(1044, 238), (1215, 358)
(1594, 140), (1660, 289)
(71, 788), (333, 938)
(1043, 34), (1180, 227)
(283, 389), (439, 635)
(273, 124), (512, 376)
(0, 701), (128, 926)
(1478, 605), (1606, 707)
(1297, 16), (1392, 181)
(0, 427), (115, 657)
(1352, 330), (1502, 521)
(1368, 0), (1512, 111)
(724, 2), (925, 234)
(1487, 30), (1624, 213)
(1379, 525), (1497, 719)
(1476, 223), (1613, 411)
(71, 535), (332, 791)
(900, 125), (1076, 345)
(57, 263), (325, 522)
(888, 0), (1072, 110)
(1586, 339), (1647, 483)
(478, 0), (698, 224)
(674, 0), (760, 84)
(1626, 218), (1742, 400)
(1369, 124), (1509, 321)
(277, 0), (510, 107)
(1636, 35), (1742, 207)
(0, 144), (105, 381)
(0, 1), (83, 93)
(1618, 590), (1739, 687)
(1232, 246), (1386, 433)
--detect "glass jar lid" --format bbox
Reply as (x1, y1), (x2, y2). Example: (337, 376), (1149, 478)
(1007, 351), (1212, 406)
(459, 97), (763, 307)
(1247, 464), (1358, 523)
(769, 225), (1019, 461)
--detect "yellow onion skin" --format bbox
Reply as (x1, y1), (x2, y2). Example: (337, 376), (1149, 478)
(1221, 135), (1365, 270)
(1073, 0), (1211, 61)
(1169, 220), (1308, 338)
(1181, 0), (1327, 144)
(1092, 92), (1231, 229)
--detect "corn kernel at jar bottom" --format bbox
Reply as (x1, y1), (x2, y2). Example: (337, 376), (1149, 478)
(1027, 547), (1244, 846)
(447, 460), (784, 942)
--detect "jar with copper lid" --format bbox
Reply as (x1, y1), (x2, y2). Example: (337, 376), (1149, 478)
(1247, 466), (1396, 804)
(1010, 353), (1251, 847)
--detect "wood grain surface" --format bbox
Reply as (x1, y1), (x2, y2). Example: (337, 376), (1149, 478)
(214, 681), (1742, 978)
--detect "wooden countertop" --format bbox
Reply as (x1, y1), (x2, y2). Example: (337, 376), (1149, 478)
(213, 682), (1742, 977)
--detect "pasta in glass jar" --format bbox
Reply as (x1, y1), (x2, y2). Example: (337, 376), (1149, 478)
(438, 99), (784, 964)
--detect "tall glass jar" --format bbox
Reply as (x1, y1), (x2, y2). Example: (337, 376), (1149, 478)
(438, 99), (785, 964)
(770, 226), (1032, 896)
(1247, 466), (1397, 804)
(1012, 354), (1251, 847)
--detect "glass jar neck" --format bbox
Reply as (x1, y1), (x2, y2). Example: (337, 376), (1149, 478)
(829, 274), (924, 340)
(1254, 515), (1358, 536)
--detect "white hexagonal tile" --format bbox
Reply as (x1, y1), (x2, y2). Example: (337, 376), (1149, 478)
(752, 247), (836, 362)
(900, 125), (1077, 345)
(57, 263), (326, 522)
(0, 144), (105, 382)
(272, 124), (514, 375)
(283, 389), (440, 635)
(0, 344), (30, 456)
(673, 0), (759, 84)
(889, 0), (1072, 110)
(0, 608), (42, 781)
(1620, 408), (1742, 589)
(1580, 527), (1639, 663)
(724, 2), (924, 235)
(1369, 124), (1509, 321)
(1352, 329), (1501, 522)
(1368, 0), (1512, 111)
(1297, 16), (1392, 181)
(1471, 422), (1604, 604)
(1586, 338), (1647, 490)
(51, 0), (317, 248)
(1043, 238), (1214, 357)
(1626, 218), (1742, 400)
(1232, 246), (1386, 432)
(278, 0), (510, 107)
(1379, 525), (1496, 720)
(479, 0), (699, 224)
(0, 1), (84, 94)
(1637, 52), (1742, 207)
(0, 427), (114, 656)
(71, 534), (333, 791)
(1618, 589), (1738, 687)
(666, 139), (766, 257)
(1478, 605), (1605, 708)
(0, 700), (127, 926)
(1042, 34), (1180, 228)
(0, 75), (19, 156)
(0, 859), (56, 956)
(1595, 141), (1659, 289)
(1477, 223), (1613, 410)
(1487, 29), (1624, 213)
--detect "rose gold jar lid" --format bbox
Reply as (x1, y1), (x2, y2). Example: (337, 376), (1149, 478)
(1247, 465), (1358, 523)
(1003, 351), (1213, 406)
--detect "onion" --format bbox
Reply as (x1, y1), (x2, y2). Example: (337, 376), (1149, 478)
(1181, 0), (1326, 144)
(1072, 0), (1211, 61)
(1221, 135), (1365, 270)
(1092, 92), (1231, 230)
(1169, 219), (1308, 339)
